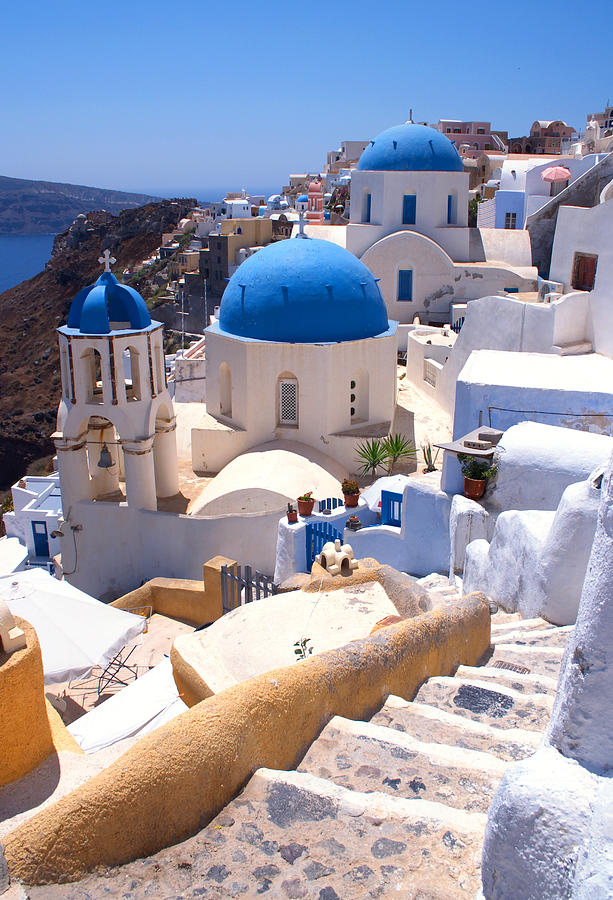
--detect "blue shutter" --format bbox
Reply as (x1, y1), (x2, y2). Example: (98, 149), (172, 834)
(398, 269), (413, 301)
(365, 193), (372, 223)
(402, 194), (416, 225)
(447, 194), (453, 224)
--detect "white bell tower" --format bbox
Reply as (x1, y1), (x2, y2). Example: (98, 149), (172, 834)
(54, 252), (179, 514)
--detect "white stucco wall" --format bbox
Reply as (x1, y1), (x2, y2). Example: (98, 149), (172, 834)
(464, 471), (602, 624)
(549, 198), (613, 358)
(61, 498), (282, 601)
(443, 351), (613, 494)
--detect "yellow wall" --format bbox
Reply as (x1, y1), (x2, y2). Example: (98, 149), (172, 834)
(0, 618), (56, 788)
(4, 595), (490, 885)
(110, 576), (222, 627)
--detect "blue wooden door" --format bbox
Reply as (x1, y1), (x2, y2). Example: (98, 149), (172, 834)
(32, 521), (50, 557)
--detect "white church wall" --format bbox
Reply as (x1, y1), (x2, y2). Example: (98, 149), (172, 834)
(347, 169), (469, 260)
(360, 231), (536, 325)
(199, 329), (397, 474)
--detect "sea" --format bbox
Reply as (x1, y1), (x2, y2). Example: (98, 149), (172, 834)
(0, 234), (55, 294)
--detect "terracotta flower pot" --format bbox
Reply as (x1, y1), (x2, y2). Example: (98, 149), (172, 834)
(287, 510), (298, 524)
(343, 492), (360, 508)
(297, 498), (315, 517)
(464, 477), (486, 500)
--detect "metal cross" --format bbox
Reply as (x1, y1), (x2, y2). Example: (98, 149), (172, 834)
(98, 249), (116, 272)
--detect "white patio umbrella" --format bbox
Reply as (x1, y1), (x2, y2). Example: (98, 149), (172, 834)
(0, 569), (146, 684)
(68, 656), (188, 753)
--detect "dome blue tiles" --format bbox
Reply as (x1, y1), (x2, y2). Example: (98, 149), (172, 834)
(357, 122), (464, 173)
(67, 272), (152, 334)
(218, 238), (389, 343)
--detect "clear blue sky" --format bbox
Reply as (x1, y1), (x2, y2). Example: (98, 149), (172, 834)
(2, 0), (610, 200)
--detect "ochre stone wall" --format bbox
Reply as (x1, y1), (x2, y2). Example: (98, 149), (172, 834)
(4, 595), (490, 885)
(111, 574), (223, 626)
(0, 618), (55, 787)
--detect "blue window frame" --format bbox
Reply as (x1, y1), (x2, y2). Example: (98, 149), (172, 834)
(381, 491), (403, 527)
(447, 194), (454, 224)
(402, 194), (416, 225)
(397, 269), (413, 301)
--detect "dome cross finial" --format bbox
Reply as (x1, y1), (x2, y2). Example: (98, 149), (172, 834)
(98, 249), (116, 273)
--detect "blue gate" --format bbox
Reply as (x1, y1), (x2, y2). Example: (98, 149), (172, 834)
(381, 491), (403, 527)
(306, 521), (343, 567)
(318, 497), (343, 513)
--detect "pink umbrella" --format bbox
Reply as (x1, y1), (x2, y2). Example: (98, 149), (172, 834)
(541, 165), (571, 183)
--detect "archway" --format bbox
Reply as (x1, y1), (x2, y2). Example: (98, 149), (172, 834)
(82, 348), (104, 404)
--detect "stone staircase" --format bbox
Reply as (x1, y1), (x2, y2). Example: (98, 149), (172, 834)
(23, 613), (572, 900)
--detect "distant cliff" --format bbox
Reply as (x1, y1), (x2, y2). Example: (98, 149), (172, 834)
(0, 175), (161, 235)
(0, 198), (195, 490)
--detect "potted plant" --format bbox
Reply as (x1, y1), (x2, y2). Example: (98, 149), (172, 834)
(286, 502), (298, 524)
(342, 478), (360, 508)
(346, 514), (362, 532)
(457, 453), (498, 500)
(297, 491), (315, 517)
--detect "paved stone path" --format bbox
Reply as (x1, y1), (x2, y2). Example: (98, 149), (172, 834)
(21, 612), (570, 899)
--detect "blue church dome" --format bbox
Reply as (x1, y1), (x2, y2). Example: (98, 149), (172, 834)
(357, 122), (464, 173)
(67, 271), (152, 334)
(218, 238), (389, 343)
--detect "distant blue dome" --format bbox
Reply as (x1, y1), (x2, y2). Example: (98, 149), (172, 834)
(357, 122), (464, 173)
(297, 194), (308, 202)
(67, 272), (152, 334)
(218, 238), (389, 343)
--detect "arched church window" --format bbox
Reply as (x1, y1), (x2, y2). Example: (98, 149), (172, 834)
(219, 362), (232, 417)
(125, 346), (142, 401)
(83, 348), (104, 404)
(278, 374), (298, 426)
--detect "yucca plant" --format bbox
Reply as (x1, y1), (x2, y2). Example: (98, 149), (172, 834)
(421, 441), (439, 473)
(382, 433), (417, 474)
(355, 437), (388, 480)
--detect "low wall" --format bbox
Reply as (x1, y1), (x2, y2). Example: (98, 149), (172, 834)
(111, 576), (220, 627)
(5, 596), (490, 885)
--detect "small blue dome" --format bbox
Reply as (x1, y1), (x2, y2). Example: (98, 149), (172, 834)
(67, 272), (152, 334)
(218, 238), (389, 343)
(357, 122), (464, 173)
(297, 194), (308, 202)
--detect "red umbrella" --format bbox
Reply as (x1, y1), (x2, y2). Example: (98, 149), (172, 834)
(541, 165), (571, 183)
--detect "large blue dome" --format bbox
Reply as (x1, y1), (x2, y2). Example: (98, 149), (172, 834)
(218, 238), (389, 343)
(357, 122), (464, 173)
(67, 272), (152, 334)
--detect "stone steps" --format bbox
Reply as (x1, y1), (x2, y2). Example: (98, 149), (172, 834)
(490, 625), (573, 648)
(298, 715), (508, 813)
(455, 664), (558, 696)
(488, 642), (565, 679)
(17, 611), (572, 899)
(371, 696), (540, 762)
(412, 675), (554, 731)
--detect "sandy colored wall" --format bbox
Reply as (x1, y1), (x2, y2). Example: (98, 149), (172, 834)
(4, 595), (490, 885)
(111, 575), (221, 627)
(1, 618), (57, 788)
